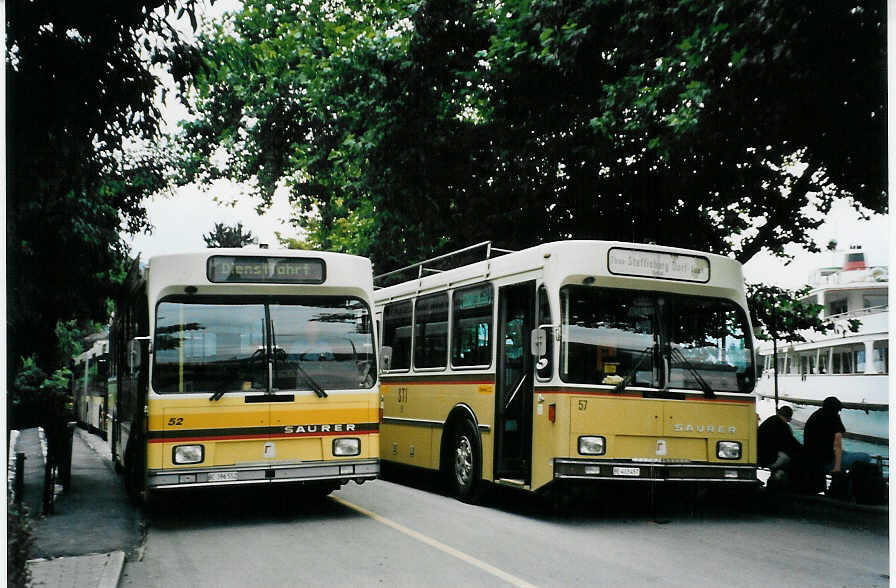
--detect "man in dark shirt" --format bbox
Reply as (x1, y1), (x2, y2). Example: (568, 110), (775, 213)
(803, 396), (871, 473)
(757, 405), (802, 471)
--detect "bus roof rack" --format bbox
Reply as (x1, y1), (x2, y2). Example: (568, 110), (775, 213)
(374, 241), (515, 288)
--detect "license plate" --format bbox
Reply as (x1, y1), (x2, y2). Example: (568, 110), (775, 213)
(208, 472), (238, 482)
(613, 467), (641, 477)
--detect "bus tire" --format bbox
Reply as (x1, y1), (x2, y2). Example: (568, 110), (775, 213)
(123, 443), (144, 505)
(448, 419), (482, 503)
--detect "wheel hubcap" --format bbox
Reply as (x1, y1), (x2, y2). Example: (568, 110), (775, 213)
(455, 435), (473, 488)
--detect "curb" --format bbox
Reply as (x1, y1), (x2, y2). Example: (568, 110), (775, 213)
(27, 551), (127, 588)
(98, 551), (126, 588)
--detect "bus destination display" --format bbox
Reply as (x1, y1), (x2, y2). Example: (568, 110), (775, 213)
(207, 256), (326, 284)
(607, 247), (710, 283)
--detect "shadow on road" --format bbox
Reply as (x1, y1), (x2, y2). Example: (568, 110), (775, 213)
(380, 461), (766, 524)
(145, 483), (368, 529)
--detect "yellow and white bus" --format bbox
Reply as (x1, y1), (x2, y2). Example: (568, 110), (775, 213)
(109, 249), (379, 502)
(374, 241), (758, 501)
(72, 335), (110, 438)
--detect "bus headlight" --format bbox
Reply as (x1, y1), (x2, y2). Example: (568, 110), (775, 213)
(717, 441), (741, 460)
(578, 436), (606, 455)
(173, 444), (204, 465)
(333, 438), (361, 456)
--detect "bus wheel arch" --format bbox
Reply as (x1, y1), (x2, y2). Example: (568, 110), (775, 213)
(441, 405), (483, 502)
(123, 438), (146, 505)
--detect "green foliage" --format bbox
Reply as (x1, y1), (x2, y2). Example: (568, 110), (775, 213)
(203, 222), (259, 248)
(6, 0), (207, 386)
(173, 0), (884, 342)
(747, 283), (860, 344)
(7, 500), (34, 588)
(12, 356), (47, 397)
(54, 319), (85, 367)
(176, 0), (884, 265)
(41, 367), (74, 400)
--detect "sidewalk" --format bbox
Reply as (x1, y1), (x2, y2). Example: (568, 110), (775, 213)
(12, 427), (141, 588)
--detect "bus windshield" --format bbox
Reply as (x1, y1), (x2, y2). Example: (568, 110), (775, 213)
(560, 286), (754, 393)
(153, 296), (376, 394)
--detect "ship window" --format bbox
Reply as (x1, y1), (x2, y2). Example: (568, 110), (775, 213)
(854, 347), (866, 373)
(828, 298), (848, 316)
(818, 350), (828, 374)
(873, 340), (888, 374)
(863, 294), (887, 309)
(831, 345), (862, 374)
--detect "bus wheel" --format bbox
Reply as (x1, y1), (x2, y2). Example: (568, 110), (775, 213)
(449, 420), (482, 503)
(123, 445), (143, 505)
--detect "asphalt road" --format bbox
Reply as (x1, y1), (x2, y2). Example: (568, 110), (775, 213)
(120, 474), (889, 587)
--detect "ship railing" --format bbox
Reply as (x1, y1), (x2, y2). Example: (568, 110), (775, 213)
(825, 304), (888, 320)
(755, 393), (887, 413)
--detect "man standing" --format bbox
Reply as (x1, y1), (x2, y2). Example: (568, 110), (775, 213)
(803, 396), (871, 474)
(758, 405), (802, 475)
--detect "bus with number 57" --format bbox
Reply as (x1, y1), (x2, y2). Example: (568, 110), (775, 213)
(373, 241), (758, 503)
(108, 249), (380, 503)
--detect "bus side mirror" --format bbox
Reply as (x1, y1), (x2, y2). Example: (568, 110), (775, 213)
(380, 346), (393, 371)
(530, 329), (547, 357)
(128, 337), (151, 374)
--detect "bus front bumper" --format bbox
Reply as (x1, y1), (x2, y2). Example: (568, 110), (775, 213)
(553, 459), (756, 483)
(147, 458), (379, 490)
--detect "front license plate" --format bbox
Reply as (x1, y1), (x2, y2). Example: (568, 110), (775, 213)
(612, 467), (640, 477)
(208, 472), (238, 482)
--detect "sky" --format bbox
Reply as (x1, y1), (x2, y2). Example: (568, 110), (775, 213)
(126, 181), (889, 290)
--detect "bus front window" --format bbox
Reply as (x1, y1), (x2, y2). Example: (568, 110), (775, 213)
(154, 302), (267, 394)
(664, 296), (754, 393)
(559, 286), (754, 393)
(153, 297), (376, 394)
(560, 286), (659, 387)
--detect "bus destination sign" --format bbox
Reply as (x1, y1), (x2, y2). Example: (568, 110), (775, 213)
(207, 256), (326, 284)
(607, 248), (710, 283)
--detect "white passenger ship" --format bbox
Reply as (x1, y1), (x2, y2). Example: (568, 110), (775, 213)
(756, 248), (888, 456)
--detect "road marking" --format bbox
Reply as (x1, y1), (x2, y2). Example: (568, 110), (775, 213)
(331, 496), (538, 588)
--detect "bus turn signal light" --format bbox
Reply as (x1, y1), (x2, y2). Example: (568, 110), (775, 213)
(548, 404), (556, 423)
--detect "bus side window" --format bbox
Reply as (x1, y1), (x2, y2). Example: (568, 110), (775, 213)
(383, 301), (412, 371)
(451, 284), (493, 368)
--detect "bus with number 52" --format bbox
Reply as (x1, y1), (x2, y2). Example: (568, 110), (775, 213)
(108, 249), (379, 503)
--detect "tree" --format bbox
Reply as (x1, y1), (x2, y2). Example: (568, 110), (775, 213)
(177, 1), (884, 263)
(202, 222), (259, 248)
(173, 0), (885, 337)
(748, 284), (860, 344)
(6, 1), (208, 383)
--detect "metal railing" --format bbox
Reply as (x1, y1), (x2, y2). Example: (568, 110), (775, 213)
(374, 241), (514, 288)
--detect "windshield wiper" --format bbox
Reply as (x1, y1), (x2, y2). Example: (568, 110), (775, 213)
(669, 348), (715, 399)
(613, 345), (656, 393)
(210, 349), (264, 402)
(295, 360), (328, 398)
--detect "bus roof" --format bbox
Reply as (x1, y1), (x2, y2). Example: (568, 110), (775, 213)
(374, 240), (747, 307)
(144, 249), (373, 303)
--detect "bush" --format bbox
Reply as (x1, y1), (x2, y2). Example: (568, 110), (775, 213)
(7, 500), (34, 588)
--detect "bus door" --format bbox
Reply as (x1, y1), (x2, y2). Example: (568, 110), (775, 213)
(495, 281), (535, 482)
